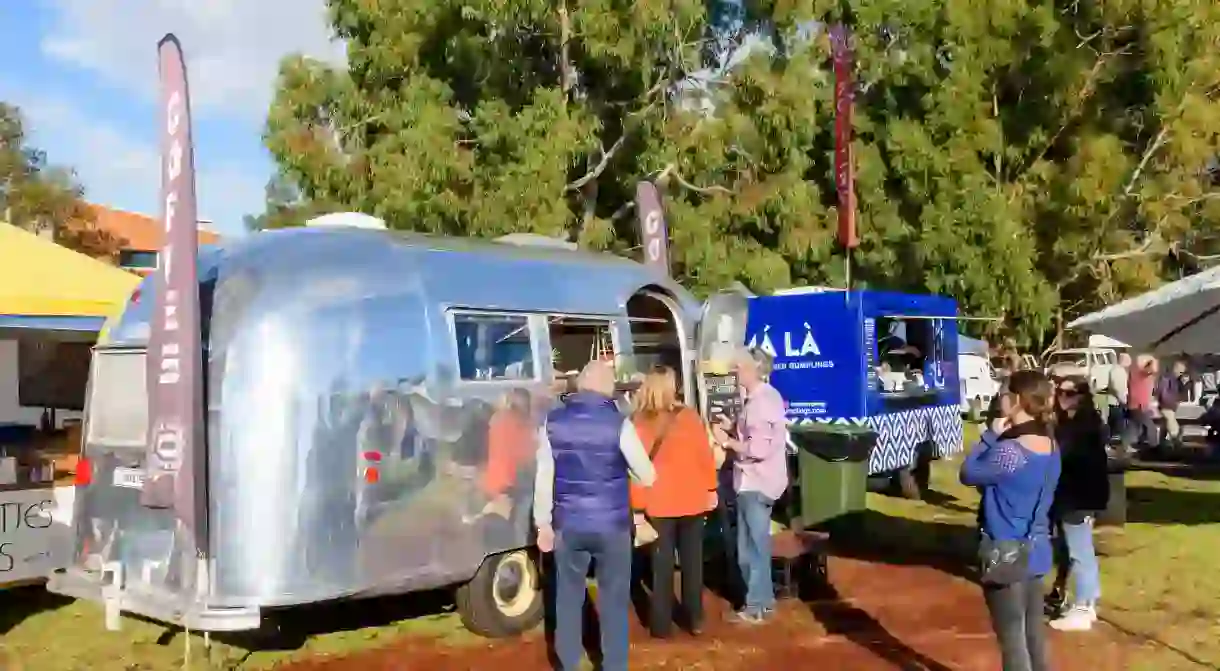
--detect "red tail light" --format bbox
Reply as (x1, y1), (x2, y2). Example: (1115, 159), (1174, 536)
(361, 450), (382, 484)
(74, 457), (93, 487)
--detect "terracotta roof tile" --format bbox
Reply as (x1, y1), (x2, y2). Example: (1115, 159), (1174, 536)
(90, 204), (220, 251)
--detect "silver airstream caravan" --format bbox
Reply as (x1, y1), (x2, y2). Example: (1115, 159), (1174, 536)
(49, 214), (748, 638)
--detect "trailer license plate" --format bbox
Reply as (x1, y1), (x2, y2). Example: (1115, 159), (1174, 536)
(113, 468), (145, 489)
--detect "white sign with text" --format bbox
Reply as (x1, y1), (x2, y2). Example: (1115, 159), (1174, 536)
(0, 486), (74, 584)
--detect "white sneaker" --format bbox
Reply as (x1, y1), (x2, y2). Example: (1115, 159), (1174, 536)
(1050, 604), (1097, 631)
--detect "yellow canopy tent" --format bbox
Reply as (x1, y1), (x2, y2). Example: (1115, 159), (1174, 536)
(0, 222), (140, 322)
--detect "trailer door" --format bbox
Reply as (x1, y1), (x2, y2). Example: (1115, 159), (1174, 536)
(693, 290), (751, 420)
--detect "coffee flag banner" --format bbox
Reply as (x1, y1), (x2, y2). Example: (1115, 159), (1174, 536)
(634, 181), (671, 275)
(142, 33), (207, 554)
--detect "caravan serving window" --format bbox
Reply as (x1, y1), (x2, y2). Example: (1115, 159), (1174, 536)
(452, 312), (537, 381)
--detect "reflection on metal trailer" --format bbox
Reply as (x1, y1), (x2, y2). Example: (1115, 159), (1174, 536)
(49, 218), (752, 638)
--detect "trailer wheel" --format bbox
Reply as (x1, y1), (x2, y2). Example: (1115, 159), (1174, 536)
(455, 549), (543, 638)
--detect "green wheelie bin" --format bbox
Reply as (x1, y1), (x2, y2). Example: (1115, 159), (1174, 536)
(788, 423), (876, 536)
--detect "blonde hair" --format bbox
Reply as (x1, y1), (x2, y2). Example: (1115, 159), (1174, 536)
(498, 387), (531, 414)
(633, 366), (681, 418)
(575, 360), (616, 396)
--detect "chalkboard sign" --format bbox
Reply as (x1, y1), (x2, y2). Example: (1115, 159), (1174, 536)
(704, 372), (741, 426)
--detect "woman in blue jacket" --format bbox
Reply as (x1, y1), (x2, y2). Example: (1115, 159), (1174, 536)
(962, 370), (1061, 671)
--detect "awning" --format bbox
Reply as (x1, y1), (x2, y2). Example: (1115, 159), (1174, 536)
(1068, 265), (1220, 354)
(0, 222), (140, 320)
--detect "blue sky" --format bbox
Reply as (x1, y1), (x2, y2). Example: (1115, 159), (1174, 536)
(0, 0), (343, 236)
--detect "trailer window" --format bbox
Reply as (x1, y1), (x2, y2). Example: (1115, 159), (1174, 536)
(453, 313), (536, 381)
(85, 349), (149, 446)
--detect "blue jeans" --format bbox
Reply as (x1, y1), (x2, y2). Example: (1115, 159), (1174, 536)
(735, 491), (776, 613)
(553, 528), (632, 671)
(1062, 516), (1101, 604)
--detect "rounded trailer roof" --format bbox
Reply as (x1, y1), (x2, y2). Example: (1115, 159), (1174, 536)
(105, 226), (697, 344)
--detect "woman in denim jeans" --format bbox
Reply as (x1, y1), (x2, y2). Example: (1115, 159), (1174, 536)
(961, 371), (1060, 671)
(1048, 376), (1109, 631)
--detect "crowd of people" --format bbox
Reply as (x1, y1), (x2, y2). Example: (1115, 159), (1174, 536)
(532, 348), (788, 671)
(529, 344), (1190, 671)
(1099, 353), (1197, 455)
(962, 368), (1115, 671)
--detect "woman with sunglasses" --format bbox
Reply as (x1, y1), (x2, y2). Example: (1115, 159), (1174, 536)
(1048, 376), (1110, 631)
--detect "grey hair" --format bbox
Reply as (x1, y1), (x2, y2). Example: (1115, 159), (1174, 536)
(734, 346), (774, 376)
(575, 360), (616, 396)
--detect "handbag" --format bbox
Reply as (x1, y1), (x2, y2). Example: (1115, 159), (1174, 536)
(977, 445), (1054, 585)
(634, 410), (678, 548)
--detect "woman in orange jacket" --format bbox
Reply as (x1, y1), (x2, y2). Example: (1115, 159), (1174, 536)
(631, 366), (719, 637)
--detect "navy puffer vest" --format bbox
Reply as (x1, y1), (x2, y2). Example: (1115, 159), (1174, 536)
(547, 391), (630, 534)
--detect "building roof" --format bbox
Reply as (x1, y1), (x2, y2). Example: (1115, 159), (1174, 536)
(90, 204), (220, 250)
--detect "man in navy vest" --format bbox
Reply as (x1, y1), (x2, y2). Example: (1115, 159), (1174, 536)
(534, 360), (656, 671)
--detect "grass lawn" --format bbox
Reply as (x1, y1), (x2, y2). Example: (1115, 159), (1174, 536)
(6, 425), (1220, 669)
(864, 426), (1220, 670)
(0, 585), (475, 670)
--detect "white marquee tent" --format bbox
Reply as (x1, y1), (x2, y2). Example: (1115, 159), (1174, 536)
(1069, 265), (1220, 354)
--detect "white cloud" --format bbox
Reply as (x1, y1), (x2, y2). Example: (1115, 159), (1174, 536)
(39, 0), (345, 120)
(14, 92), (263, 235)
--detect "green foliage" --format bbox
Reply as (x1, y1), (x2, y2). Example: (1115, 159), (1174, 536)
(0, 102), (121, 258)
(261, 0), (1220, 347)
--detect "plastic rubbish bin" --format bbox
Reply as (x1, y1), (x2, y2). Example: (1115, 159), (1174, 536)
(789, 424), (875, 533)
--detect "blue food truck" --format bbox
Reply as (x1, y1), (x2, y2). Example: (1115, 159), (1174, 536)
(745, 288), (964, 496)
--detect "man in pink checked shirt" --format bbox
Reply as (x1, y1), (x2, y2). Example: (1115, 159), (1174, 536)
(712, 347), (789, 625)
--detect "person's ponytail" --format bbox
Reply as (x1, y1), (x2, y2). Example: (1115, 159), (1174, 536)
(1008, 369), (1056, 437)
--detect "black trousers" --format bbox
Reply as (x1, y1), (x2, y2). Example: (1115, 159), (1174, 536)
(648, 515), (706, 636)
(983, 578), (1050, 671)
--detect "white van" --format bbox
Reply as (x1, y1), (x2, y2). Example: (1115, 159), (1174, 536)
(959, 353), (999, 416)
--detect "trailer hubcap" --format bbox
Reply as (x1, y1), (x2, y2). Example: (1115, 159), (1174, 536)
(493, 551), (536, 618)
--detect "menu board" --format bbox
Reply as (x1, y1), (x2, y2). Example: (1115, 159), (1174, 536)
(704, 372), (741, 426)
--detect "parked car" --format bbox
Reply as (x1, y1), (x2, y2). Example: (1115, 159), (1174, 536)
(1043, 347), (1118, 391)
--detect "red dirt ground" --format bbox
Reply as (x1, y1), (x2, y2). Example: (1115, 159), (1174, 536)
(276, 557), (1137, 671)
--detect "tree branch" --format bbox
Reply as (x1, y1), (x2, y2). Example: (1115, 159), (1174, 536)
(1011, 43), (1129, 186)
(1121, 125), (1170, 197)
(657, 163), (733, 195)
(565, 135), (626, 192)
(558, 1), (574, 99)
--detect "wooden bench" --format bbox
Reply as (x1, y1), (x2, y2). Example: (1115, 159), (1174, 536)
(771, 529), (830, 600)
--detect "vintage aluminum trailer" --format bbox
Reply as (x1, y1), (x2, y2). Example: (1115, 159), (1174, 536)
(49, 215), (750, 638)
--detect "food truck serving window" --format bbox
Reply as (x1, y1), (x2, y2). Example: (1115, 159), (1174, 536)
(85, 349), (148, 446)
(452, 312), (537, 382)
(872, 316), (948, 402)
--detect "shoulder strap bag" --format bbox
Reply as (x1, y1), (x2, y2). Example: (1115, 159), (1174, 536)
(633, 410), (678, 547)
(977, 443), (1055, 585)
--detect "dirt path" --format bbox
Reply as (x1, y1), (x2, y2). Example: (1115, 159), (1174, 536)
(275, 557), (1139, 670)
